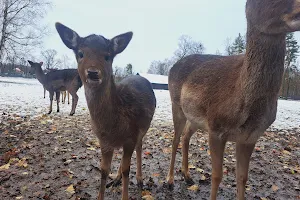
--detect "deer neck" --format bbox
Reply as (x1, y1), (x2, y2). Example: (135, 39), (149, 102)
(35, 67), (46, 85)
(239, 23), (286, 101)
(84, 76), (119, 129)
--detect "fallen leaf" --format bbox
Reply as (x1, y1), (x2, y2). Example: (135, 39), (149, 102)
(15, 196), (23, 199)
(207, 150), (211, 155)
(163, 148), (172, 154)
(187, 184), (199, 191)
(141, 190), (151, 196)
(152, 173), (160, 177)
(271, 185), (279, 192)
(282, 150), (291, 155)
(196, 168), (204, 173)
(142, 195), (154, 200)
(188, 164), (196, 169)
(144, 151), (151, 156)
(22, 172), (28, 175)
(66, 184), (75, 194)
(200, 175), (206, 181)
(0, 163), (10, 170)
(16, 158), (28, 168)
(87, 147), (96, 151)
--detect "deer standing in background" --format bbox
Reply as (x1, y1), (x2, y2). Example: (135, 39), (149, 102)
(55, 23), (156, 200)
(167, 0), (300, 199)
(28, 61), (82, 115)
(43, 69), (70, 104)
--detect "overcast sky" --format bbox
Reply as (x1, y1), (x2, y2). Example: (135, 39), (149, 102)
(42, 0), (300, 73)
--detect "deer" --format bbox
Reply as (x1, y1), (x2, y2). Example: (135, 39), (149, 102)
(43, 69), (70, 104)
(166, 0), (300, 199)
(55, 22), (156, 200)
(28, 61), (82, 115)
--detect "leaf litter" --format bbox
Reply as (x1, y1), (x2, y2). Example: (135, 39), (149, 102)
(0, 102), (300, 199)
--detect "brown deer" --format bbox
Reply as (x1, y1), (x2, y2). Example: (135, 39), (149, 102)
(55, 23), (156, 200)
(167, 0), (300, 199)
(28, 61), (82, 115)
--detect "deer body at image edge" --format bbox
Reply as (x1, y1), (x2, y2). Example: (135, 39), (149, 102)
(55, 23), (156, 200)
(167, 0), (300, 199)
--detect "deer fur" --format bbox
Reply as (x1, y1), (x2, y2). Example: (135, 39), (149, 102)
(167, 0), (300, 199)
(55, 23), (156, 200)
(28, 61), (82, 115)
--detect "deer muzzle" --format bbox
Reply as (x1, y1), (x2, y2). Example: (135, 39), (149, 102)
(86, 69), (102, 84)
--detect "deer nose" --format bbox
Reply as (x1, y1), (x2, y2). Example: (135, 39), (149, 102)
(87, 69), (99, 80)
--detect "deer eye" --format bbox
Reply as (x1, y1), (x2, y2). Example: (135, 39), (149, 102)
(78, 50), (84, 59)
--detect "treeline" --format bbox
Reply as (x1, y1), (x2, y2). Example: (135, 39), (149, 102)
(147, 33), (300, 100)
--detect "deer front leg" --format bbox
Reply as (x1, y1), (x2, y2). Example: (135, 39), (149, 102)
(121, 143), (135, 200)
(98, 149), (113, 200)
(181, 121), (197, 186)
(44, 87), (46, 98)
(209, 134), (226, 200)
(236, 142), (255, 200)
(48, 91), (54, 114)
(55, 91), (60, 112)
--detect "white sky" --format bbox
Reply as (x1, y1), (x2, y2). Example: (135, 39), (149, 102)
(42, 0), (300, 73)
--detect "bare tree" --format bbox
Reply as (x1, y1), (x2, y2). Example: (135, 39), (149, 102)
(41, 49), (61, 70)
(61, 54), (71, 69)
(0, 0), (51, 68)
(174, 35), (204, 60)
(148, 59), (173, 75)
(148, 35), (204, 75)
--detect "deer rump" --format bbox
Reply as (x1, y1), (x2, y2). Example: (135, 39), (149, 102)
(44, 69), (82, 91)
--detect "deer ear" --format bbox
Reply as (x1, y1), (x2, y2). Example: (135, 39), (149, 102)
(27, 60), (34, 66)
(55, 22), (80, 49)
(110, 32), (133, 55)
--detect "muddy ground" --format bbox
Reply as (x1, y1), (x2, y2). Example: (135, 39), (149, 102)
(0, 111), (300, 200)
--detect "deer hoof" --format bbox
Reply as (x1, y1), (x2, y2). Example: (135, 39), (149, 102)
(48, 110), (52, 114)
(106, 177), (122, 188)
(166, 182), (174, 190)
(69, 113), (74, 116)
(185, 177), (195, 186)
(57, 109), (59, 113)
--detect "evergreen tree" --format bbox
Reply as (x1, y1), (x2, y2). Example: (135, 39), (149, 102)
(125, 63), (133, 76)
(231, 33), (246, 55)
(285, 33), (299, 69)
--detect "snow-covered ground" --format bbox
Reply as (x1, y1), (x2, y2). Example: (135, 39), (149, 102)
(0, 77), (299, 130)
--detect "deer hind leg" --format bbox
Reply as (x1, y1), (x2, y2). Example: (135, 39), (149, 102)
(55, 91), (60, 112)
(67, 91), (70, 104)
(209, 133), (226, 200)
(236, 142), (255, 200)
(44, 87), (46, 98)
(69, 92), (78, 116)
(167, 103), (186, 187)
(61, 91), (65, 103)
(98, 149), (113, 200)
(135, 137), (144, 188)
(106, 159), (122, 188)
(120, 143), (135, 200)
(48, 91), (54, 114)
(181, 121), (197, 185)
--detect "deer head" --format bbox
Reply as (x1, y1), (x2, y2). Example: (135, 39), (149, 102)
(246, 0), (300, 34)
(28, 60), (43, 75)
(55, 22), (133, 88)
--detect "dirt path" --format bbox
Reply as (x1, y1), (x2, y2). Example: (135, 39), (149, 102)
(1, 112), (300, 200)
